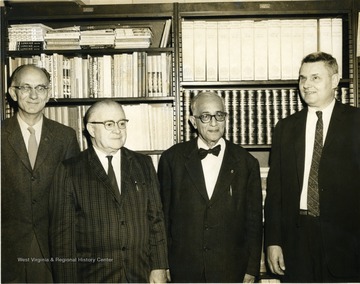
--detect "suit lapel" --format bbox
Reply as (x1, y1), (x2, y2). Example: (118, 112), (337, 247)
(294, 109), (307, 191)
(121, 148), (133, 198)
(184, 141), (209, 201)
(88, 147), (122, 205)
(323, 102), (343, 152)
(209, 142), (236, 205)
(34, 117), (54, 170)
(7, 116), (33, 172)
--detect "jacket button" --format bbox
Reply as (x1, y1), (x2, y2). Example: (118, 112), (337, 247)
(121, 221), (125, 225)
(31, 176), (36, 181)
(122, 247), (126, 251)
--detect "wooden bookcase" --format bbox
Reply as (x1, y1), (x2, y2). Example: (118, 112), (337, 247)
(1, 1), (179, 159)
(0, 0), (358, 281)
(177, 0), (357, 168)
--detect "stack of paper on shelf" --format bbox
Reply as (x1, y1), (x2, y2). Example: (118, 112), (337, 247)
(80, 29), (115, 49)
(8, 23), (52, 51)
(45, 26), (81, 50)
(114, 27), (152, 48)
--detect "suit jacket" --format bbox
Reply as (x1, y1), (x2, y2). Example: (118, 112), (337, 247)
(157, 139), (263, 283)
(49, 146), (168, 283)
(1, 115), (80, 282)
(264, 101), (360, 279)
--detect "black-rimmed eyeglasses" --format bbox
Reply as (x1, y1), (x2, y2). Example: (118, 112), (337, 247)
(193, 112), (227, 123)
(12, 85), (49, 95)
(88, 119), (129, 130)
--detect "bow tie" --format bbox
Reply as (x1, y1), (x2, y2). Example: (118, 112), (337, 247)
(198, 145), (221, 160)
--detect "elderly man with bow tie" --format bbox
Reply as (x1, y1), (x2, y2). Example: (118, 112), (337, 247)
(158, 91), (263, 283)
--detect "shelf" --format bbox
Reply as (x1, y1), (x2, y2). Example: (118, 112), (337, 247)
(7, 48), (174, 57)
(180, 79), (351, 88)
(46, 96), (176, 106)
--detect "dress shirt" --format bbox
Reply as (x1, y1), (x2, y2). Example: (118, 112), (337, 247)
(300, 99), (335, 209)
(93, 146), (121, 193)
(17, 114), (43, 152)
(198, 137), (226, 199)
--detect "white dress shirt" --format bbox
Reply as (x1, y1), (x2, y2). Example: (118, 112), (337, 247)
(17, 114), (43, 152)
(198, 137), (226, 199)
(300, 99), (335, 209)
(93, 146), (121, 193)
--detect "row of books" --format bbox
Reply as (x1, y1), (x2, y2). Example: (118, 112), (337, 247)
(182, 87), (352, 145)
(44, 103), (174, 152)
(8, 52), (172, 98)
(8, 21), (172, 50)
(182, 18), (343, 82)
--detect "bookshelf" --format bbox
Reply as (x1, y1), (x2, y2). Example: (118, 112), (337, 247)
(177, 0), (357, 169)
(0, 0), (359, 282)
(1, 1), (179, 157)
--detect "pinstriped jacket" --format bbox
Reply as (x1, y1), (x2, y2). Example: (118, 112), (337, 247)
(49, 146), (168, 283)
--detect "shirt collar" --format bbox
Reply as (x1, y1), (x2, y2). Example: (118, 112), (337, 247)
(197, 137), (226, 152)
(307, 98), (335, 117)
(17, 113), (43, 137)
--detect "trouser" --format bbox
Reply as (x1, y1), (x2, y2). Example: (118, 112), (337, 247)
(283, 214), (357, 283)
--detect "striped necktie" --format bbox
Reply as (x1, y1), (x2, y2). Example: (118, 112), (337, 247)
(307, 111), (323, 217)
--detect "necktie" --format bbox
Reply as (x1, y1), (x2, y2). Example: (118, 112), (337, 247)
(198, 145), (221, 160)
(28, 126), (38, 169)
(307, 111), (323, 217)
(106, 155), (120, 194)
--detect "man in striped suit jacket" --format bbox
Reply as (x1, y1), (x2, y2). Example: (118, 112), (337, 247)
(49, 100), (168, 283)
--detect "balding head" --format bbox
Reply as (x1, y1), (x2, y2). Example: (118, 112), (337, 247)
(85, 100), (128, 155)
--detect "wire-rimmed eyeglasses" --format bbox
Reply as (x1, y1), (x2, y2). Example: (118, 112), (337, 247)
(193, 111), (227, 123)
(88, 119), (129, 130)
(12, 85), (49, 95)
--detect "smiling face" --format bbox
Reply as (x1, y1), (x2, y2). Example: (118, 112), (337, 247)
(9, 65), (50, 122)
(86, 102), (127, 155)
(299, 61), (340, 111)
(190, 93), (226, 148)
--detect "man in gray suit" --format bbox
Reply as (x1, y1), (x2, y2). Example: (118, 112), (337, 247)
(158, 91), (263, 283)
(49, 99), (168, 283)
(1, 64), (80, 282)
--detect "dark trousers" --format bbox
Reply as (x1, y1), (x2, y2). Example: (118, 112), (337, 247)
(283, 215), (357, 283)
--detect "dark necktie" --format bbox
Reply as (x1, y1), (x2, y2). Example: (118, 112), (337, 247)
(28, 126), (38, 169)
(307, 111), (323, 217)
(198, 145), (221, 160)
(106, 155), (120, 194)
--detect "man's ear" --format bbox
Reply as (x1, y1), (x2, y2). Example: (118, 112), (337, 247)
(331, 73), (340, 89)
(86, 123), (95, 138)
(189, 116), (197, 129)
(8, 87), (18, 102)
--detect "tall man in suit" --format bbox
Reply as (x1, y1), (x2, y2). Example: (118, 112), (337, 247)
(265, 52), (360, 282)
(1, 64), (80, 282)
(49, 99), (168, 283)
(158, 91), (263, 283)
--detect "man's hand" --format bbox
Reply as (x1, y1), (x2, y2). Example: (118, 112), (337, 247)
(149, 269), (167, 283)
(267, 245), (285, 275)
(243, 273), (255, 283)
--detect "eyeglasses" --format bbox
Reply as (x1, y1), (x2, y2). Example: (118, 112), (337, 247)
(88, 119), (129, 130)
(12, 85), (49, 95)
(193, 112), (227, 123)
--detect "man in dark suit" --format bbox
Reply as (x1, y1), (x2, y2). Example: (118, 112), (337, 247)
(264, 52), (360, 282)
(1, 64), (80, 282)
(158, 91), (263, 283)
(49, 99), (168, 283)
